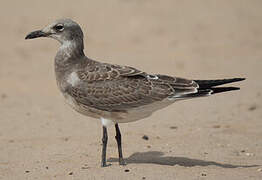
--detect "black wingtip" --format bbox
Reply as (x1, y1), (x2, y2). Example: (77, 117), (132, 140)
(211, 87), (240, 94)
(233, 78), (246, 81)
(195, 78), (246, 89)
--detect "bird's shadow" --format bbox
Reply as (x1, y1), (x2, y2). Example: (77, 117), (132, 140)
(108, 151), (258, 168)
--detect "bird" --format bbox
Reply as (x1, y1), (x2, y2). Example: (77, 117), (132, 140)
(25, 18), (245, 167)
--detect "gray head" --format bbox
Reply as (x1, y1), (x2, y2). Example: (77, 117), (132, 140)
(25, 19), (84, 47)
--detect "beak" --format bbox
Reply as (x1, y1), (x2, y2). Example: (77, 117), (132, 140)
(25, 30), (47, 39)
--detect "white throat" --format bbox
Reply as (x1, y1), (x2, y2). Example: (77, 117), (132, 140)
(58, 41), (76, 58)
(59, 41), (75, 50)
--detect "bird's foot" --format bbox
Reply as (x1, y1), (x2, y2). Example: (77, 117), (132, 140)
(101, 162), (107, 167)
(101, 162), (112, 167)
(119, 158), (126, 166)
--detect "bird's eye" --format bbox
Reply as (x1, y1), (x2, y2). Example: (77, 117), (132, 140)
(54, 24), (64, 31)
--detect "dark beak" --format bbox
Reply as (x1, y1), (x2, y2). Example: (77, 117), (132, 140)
(25, 30), (47, 39)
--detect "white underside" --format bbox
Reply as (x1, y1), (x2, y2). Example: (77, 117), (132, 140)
(64, 92), (178, 125)
(100, 117), (114, 127)
(63, 90), (209, 126)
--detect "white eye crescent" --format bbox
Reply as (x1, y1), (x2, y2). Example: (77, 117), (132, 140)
(54, 24), (64, 31)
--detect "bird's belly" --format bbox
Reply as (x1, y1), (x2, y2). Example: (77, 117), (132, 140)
(115, 99), (175, 123)
(63, 93), (175, 124)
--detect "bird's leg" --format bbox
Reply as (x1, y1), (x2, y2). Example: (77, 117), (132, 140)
(115, 123), (126, 165)
(101, 126), (108, 167)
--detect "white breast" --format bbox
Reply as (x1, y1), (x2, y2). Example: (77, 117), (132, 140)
(67, 72), (80, 87)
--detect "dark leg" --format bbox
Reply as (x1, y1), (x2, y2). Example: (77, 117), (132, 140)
(115, 123), (126, 165)
(101, 126), (108, 167)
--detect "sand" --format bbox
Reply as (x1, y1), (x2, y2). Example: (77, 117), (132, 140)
(0, 0), (262, 179)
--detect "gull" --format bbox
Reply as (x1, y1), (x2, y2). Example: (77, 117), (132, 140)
(25, 19), (245, 167)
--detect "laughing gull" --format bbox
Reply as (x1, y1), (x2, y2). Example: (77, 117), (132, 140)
(25, 19), (245, 167)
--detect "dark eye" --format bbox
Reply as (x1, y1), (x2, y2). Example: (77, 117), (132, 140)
(54, 24), (64, 31)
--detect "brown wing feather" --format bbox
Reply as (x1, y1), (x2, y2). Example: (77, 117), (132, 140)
(66, 75), (174, 112)
(66, 60), (198, 111)
(76, 60), (147, 83)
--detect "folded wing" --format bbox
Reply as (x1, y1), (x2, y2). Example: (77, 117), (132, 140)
(65, 62), (199, 111)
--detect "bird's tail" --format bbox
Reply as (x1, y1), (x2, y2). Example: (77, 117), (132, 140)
(194, 78), (245, 89)
(196, 78), (245, 95)
(181, 78), (245, 98)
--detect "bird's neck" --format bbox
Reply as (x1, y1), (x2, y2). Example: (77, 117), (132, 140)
(55, 39), (85, 68)
(54, 39), (87, 91)
(58, 39), (84, 58)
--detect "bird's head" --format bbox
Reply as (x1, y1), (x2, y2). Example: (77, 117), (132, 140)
(25, 19), (84, 45)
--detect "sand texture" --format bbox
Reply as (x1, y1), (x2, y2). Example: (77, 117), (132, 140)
(0, 0), (261, 179)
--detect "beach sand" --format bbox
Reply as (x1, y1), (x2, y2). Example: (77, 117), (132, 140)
(0, 0), (261, 179)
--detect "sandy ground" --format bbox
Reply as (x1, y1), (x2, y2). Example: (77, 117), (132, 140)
(0, 0), (262, 179)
